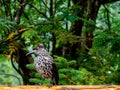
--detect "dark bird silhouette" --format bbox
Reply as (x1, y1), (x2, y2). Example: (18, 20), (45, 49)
(26, 45), (59, 86)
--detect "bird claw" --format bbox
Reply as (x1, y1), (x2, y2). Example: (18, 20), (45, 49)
(48, 84), (52, 88)
(35, 82), (43, 86)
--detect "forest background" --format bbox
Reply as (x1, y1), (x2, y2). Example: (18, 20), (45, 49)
(0, 0), (120, 85)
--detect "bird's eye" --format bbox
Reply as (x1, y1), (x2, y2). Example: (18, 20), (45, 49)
(33, 48), (37, 50)
(33, 47), (39, 50)
(36, 47), (39, 50)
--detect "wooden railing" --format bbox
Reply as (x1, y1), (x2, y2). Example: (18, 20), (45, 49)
(0, 85), (120, 90)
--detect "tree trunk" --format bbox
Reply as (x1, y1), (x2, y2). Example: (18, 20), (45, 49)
(64, 0), (100, 59)
(12, 0), (35, 85)
(64, 0), (119, 60)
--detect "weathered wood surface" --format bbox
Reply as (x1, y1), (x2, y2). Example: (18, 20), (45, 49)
(0, 85), (120, 90)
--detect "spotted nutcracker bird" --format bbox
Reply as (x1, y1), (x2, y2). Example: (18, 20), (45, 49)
(26, 45), (59, 85)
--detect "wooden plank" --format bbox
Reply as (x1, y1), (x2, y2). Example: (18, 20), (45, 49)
(0, 85), (120, 90)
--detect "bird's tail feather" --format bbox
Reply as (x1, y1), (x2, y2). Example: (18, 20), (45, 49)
(51, 63), (59, 85)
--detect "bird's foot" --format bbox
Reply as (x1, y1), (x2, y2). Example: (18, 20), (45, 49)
(48, 84), (53, 88)
(38, 83), (43, 85)
(35, 82), (43, 86)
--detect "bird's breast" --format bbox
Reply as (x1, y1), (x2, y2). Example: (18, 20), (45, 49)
(34, 56), (53, 78)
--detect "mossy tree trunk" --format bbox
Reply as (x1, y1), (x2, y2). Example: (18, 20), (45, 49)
(60, 0), (119, 69)
(64, 0), (119, 60)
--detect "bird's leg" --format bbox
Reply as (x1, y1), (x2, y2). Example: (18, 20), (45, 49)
(34, 82), (43, 86)
(37, 78), (45, 85)
(48, 79), (53, 88)
(38, 82), (43, 85)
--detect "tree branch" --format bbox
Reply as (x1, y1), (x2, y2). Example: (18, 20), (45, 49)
(100, 0), (119, 4)
(14, 0), (27, 24)
(50, 0), (53, 17)
(41, 0), (50, 10)
(23, 11), (30, 20)
(103, 5), (111, 30)
(11, 54), (23, 78)
(28, 3), (48, 18)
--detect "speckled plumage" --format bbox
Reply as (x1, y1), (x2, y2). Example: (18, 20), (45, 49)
(26, 45), (59, 85)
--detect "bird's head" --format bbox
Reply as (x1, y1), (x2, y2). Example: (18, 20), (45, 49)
(26, 45), (44, 56)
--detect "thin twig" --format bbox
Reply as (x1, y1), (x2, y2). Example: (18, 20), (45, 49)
(41, 0), (50, 10)
(103, 5), (111, 31)
(28, 3), (48, 18)
(11, 54), (23, 78)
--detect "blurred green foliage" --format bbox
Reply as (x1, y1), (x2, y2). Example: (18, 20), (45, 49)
(0, 55), (22, 85)
(0, 0), (120, 85)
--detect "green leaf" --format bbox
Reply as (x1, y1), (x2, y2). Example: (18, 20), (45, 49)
(26, 63), (35, 69)
(34, 73), (41, 78)
(67, 14), (79, 22)
(21, 29), (37, 39)
(29, 78), (41, 83)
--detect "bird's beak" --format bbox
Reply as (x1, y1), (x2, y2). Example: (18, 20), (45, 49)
(26, 51), (34, 56)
